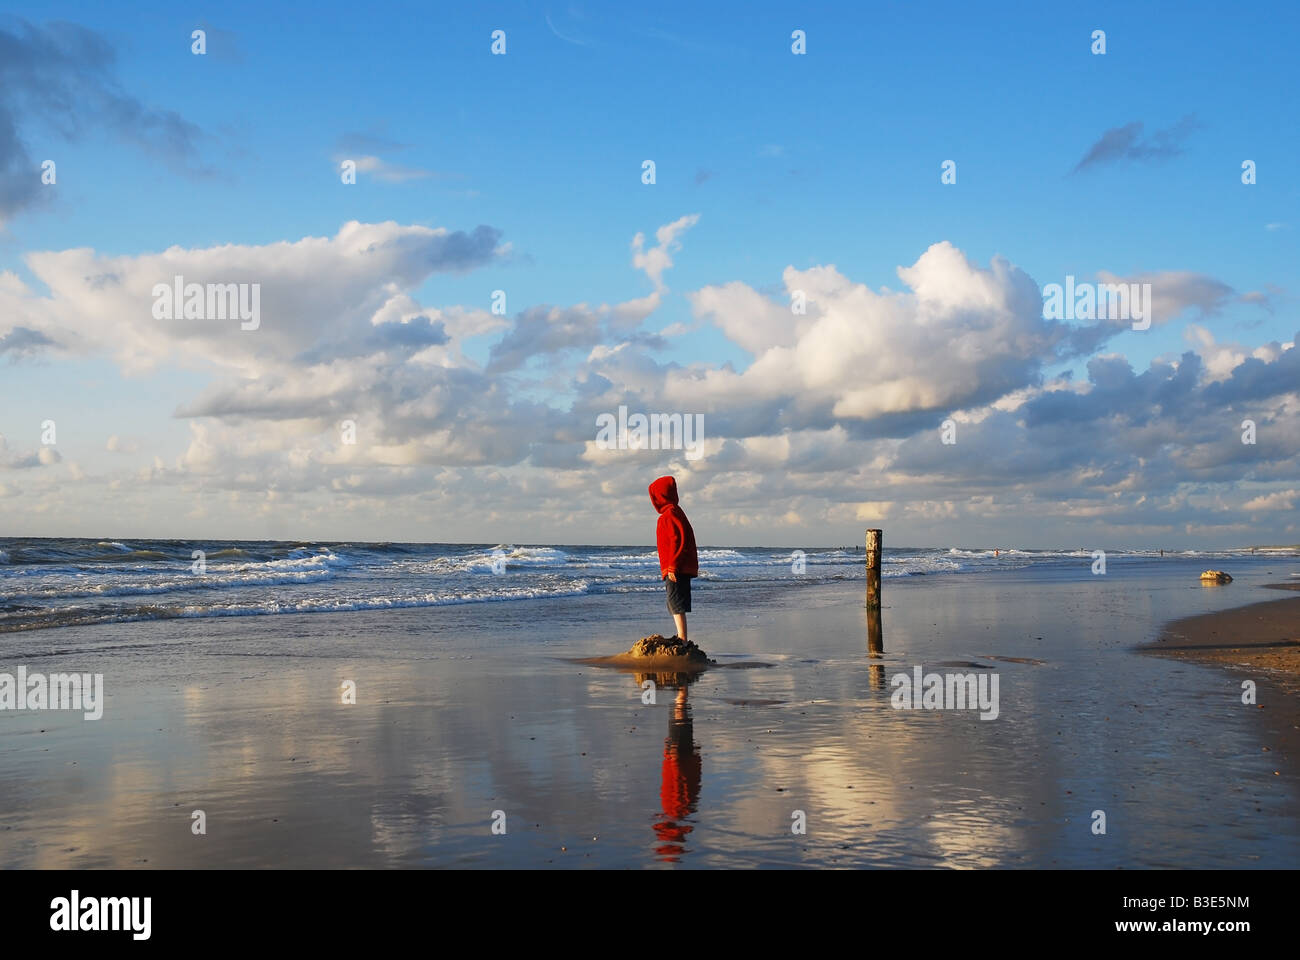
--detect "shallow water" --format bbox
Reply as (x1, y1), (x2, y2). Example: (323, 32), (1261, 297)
(0, 555), (1296, 868)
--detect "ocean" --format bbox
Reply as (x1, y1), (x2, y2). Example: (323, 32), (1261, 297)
(1, 537), (1289, 634)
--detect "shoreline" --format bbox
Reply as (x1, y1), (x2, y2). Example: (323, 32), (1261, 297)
(1146, 582), (1300, 685)
(1145, 582), (1300, 783)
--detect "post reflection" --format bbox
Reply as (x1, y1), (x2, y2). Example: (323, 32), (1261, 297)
(867, 603), (885, 688)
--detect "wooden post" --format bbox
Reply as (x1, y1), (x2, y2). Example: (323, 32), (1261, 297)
(865, 529), (882, 611)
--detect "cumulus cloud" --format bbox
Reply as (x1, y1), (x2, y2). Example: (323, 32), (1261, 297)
(0, 434), (60, 470)
(486, 215), (696, 374)
(1243, 490), (1297, 511)
(1184, 325), (1291, 382)
(487, 304), (606, 374)
(3, 220), (505, 372)
(684, 242), (1083, 431)
(3, 218), (1297, 546)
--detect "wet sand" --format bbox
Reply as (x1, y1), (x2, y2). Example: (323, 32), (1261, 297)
(1146, 583), (1300, 784)
(1149, 583), (1300, 686)
(2, 559), (1298, 868)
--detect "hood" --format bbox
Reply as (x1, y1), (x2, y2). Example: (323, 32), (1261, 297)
(648, 475), (679, 512)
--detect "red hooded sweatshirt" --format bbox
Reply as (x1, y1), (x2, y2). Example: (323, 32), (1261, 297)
(649, 476), (698, 578)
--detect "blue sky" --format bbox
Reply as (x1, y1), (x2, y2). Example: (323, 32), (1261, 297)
(1, 1), (1297, 546)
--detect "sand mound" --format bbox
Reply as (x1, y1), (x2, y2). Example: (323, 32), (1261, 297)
(1200, 570), (1233, 583)
(626, 634), (711, 662)
(568, 635), (727, 674)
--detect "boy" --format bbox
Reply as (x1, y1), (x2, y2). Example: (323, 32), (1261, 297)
(648, 475), (699, 642)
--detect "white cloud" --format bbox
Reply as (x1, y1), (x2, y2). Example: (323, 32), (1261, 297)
(631, 214), (698, 292)
(1243, 490), (1297, 511)
(5, 220), (505, 374)
(3, 224), (1297, 546)
(1185, 324), (1292, 382)
(686, 242), (1055, 421)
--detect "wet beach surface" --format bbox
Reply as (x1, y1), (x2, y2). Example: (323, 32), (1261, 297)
(1, 556), (1296, 868)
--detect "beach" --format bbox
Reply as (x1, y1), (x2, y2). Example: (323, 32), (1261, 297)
(1146, 583), (1300, 794)
(1, 542), (1297, 868)
(1152, 583), (1300, 689)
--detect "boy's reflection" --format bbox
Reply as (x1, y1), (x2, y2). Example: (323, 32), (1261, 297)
(638, 671), (702, 862)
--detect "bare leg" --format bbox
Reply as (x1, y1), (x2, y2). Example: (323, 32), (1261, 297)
(672, 612), (687, 643)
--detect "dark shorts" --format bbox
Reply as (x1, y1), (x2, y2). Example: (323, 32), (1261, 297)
(665, 575), (693, 614)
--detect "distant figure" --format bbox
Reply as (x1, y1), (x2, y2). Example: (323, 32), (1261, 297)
(1160, 549), (1164, 557)
(649, 475), (699, 642)
(994, 549), (999, 557)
